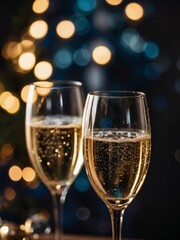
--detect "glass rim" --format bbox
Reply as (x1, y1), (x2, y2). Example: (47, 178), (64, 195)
(88, 90), (146, 98)
(31, 80), (83, 89)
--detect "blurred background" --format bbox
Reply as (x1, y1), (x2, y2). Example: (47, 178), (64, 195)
(0, 0), (180, 239)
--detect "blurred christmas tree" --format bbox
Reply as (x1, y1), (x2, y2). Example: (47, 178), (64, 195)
(0, 0), (165, 237)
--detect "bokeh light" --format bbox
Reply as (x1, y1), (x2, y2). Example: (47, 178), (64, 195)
(0, 91), (12, 107)
(120, 28), (144, 53)
(53, 48), (73, 69)
(20, 39), (35, 52)
(56, 20), (75, 39)
(0, 92), (20, 114)
(18, 52), (36, 70)
(143, 41), (159, 59)
(125, 2), (144, 21)
(4, 187), (16, 201)
(75, 176), (90, 192)
(32, 0), (49, 14)
(29, 20), (48, 39)
(144, 62), (162, 80)
(34, 61), (53, 80)
(84, 65), (106, 90)
(105, 0), (123, 6)
(0, 225), (9, 237)
(2, 41), (22, 60)
(74, 16), (90, 36)
(73, 48), (91, 66)
(9, 165), (22, 182)
(92, 45), (112, 65)
(21, 85), (30, 103)
(76, 207), (90, 221)
(93, 10), (114, 31)
(76, 0), (96, 13)
(0, 143), (14, 162)
(35, 81), (53, 96)
(21, 84), (38, 103)
(22, 167), (36, 182)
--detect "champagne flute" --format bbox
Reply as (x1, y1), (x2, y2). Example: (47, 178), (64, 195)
(82, 91), (151, 240)
(25, 80), (85, 240)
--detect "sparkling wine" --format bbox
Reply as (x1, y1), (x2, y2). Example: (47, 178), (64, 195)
(84, 130), (151, 208)
(26, 116), (82, 192)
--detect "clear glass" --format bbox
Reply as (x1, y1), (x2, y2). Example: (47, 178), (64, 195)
(25, 80), (85, 240)
(82, 91), (151, 240)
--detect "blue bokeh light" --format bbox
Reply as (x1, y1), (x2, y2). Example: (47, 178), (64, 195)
(74, 16), (90, 35)
(76, 0), (96, 13)
(74, 176), (91, 192)
(120, 28), (139, 48)
(76, 207), (91, 221)
(53, 48), (73, 69)
(73, 48), (91, 66)
(143, 41), (159, 59)
(144, 62), (162, 80)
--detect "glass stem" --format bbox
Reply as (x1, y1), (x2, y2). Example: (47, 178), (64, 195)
(109, 207), (125, 240)
(51, 187), (68, 240)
